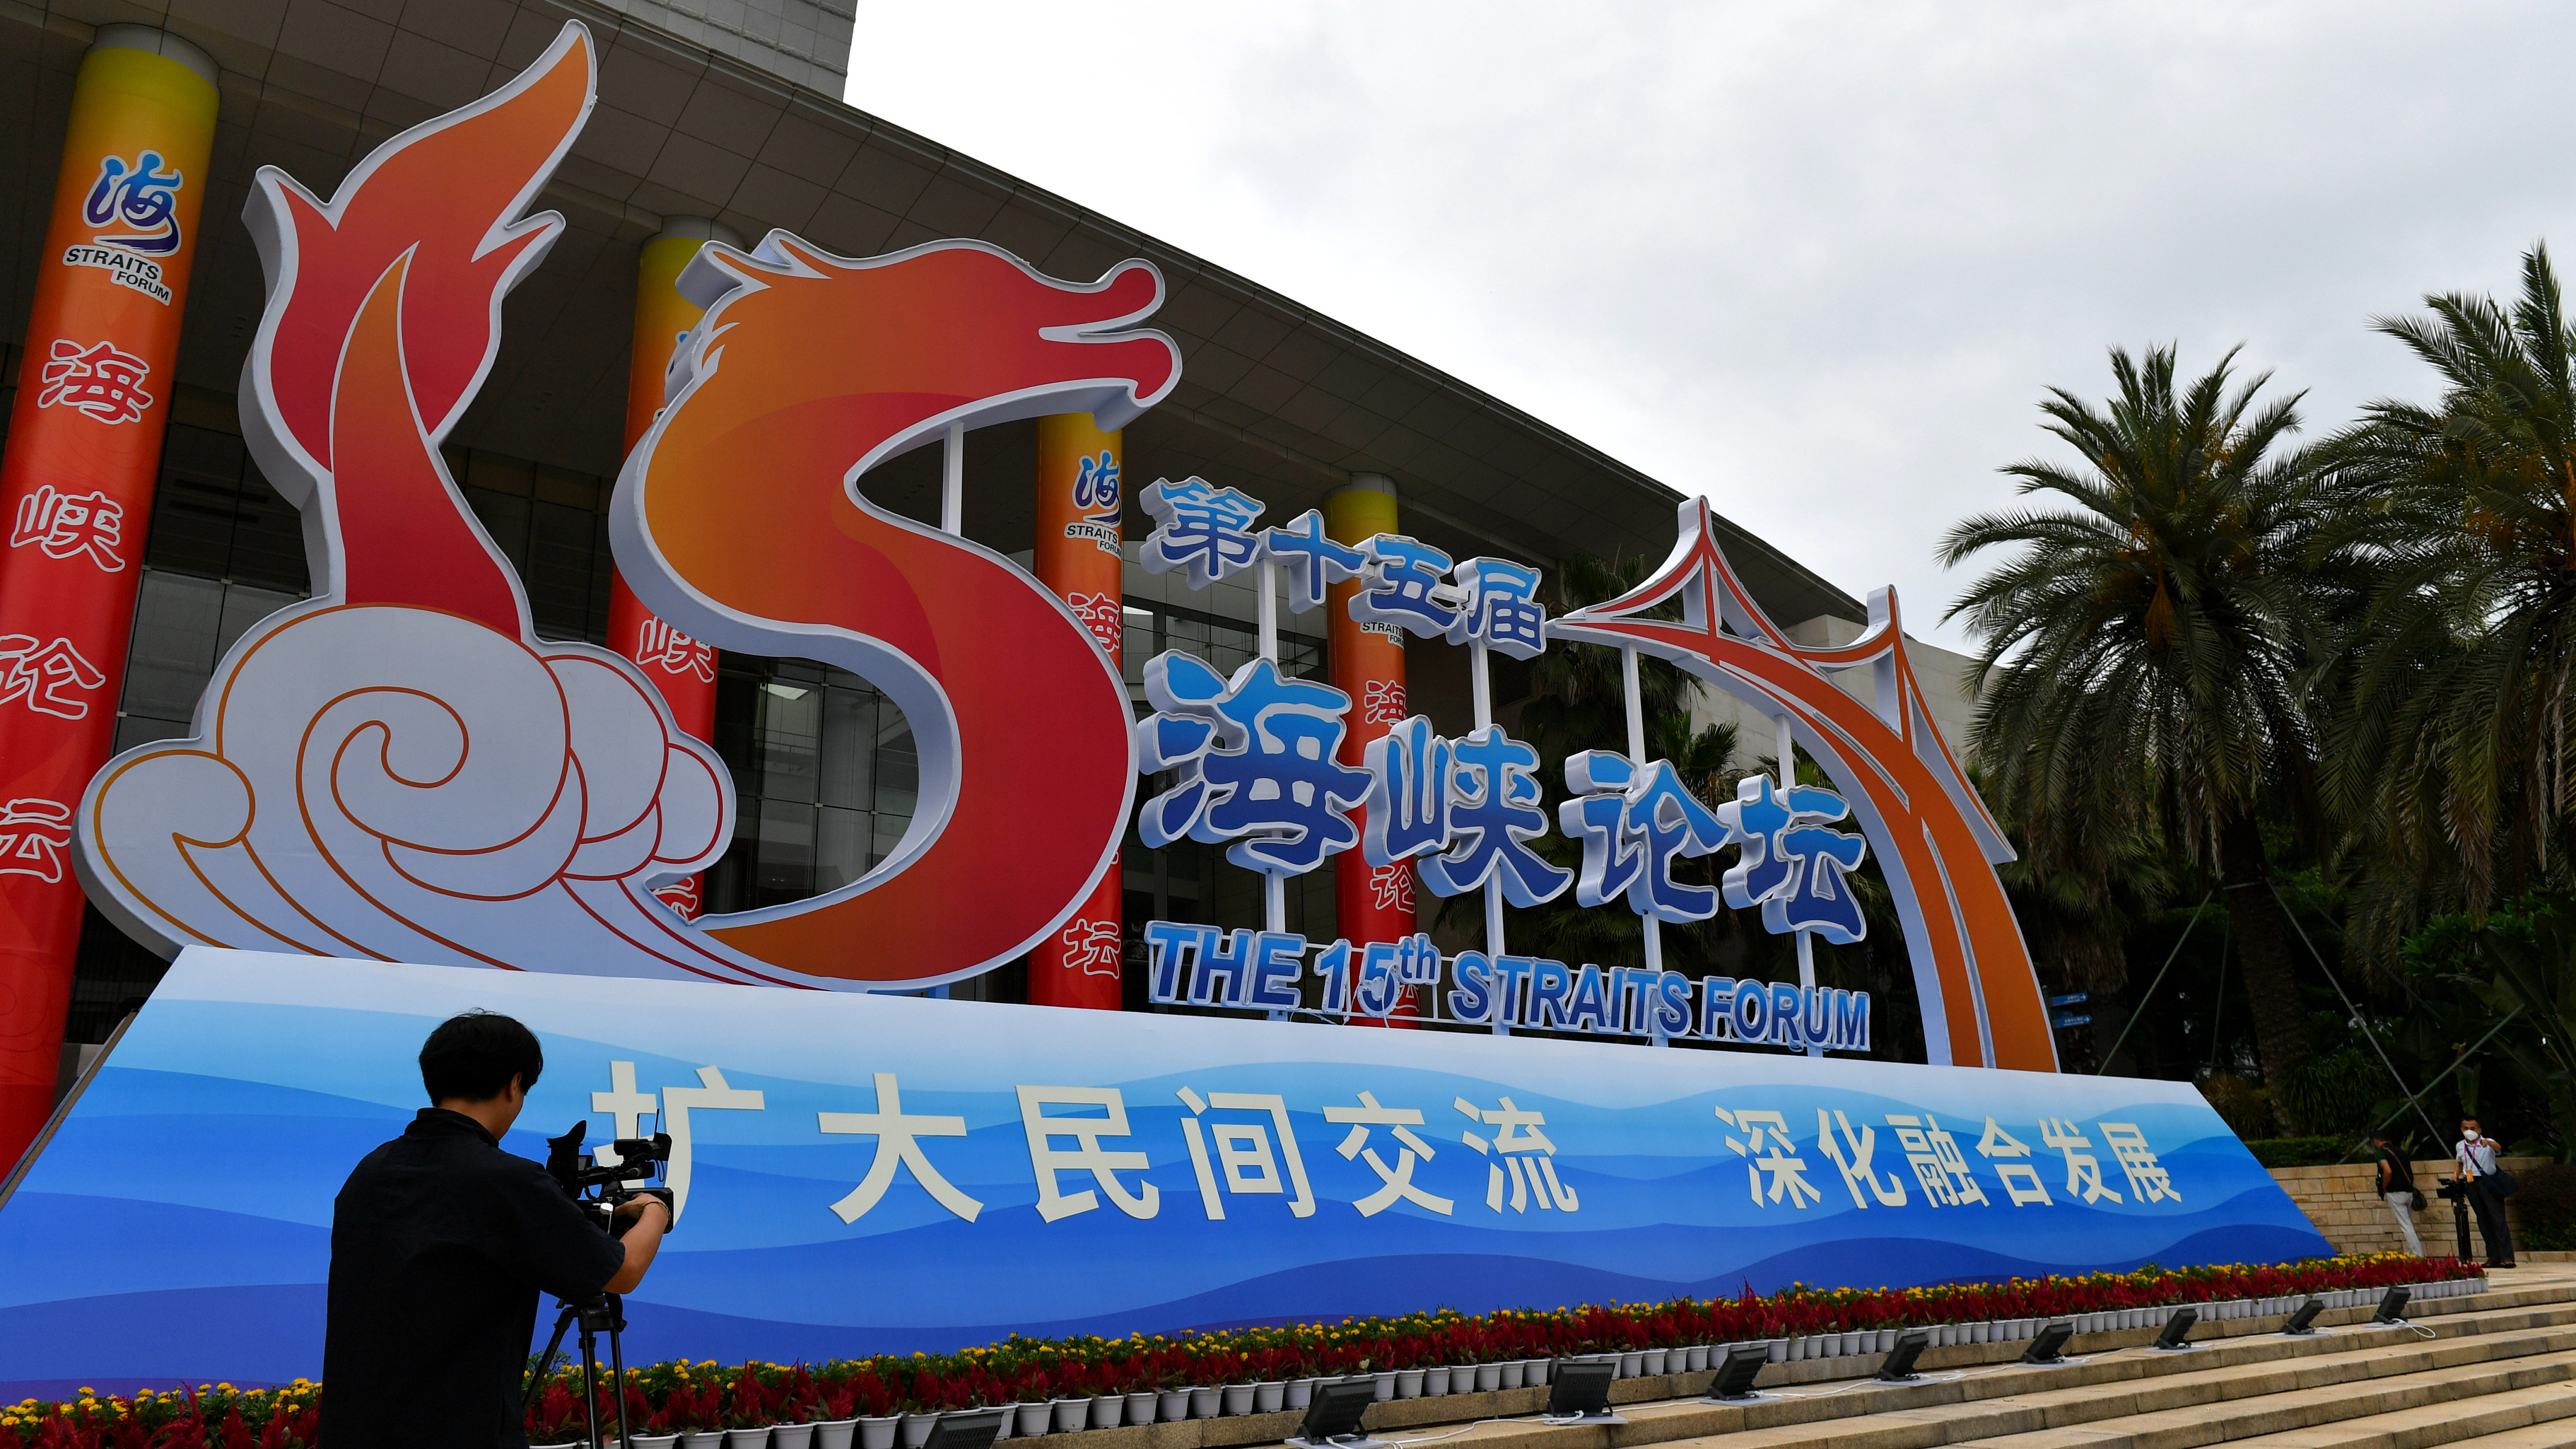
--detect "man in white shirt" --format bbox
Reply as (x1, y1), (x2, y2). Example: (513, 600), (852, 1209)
(2449, 1118), (2516, 1268)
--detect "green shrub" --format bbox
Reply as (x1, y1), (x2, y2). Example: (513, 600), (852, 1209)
(2244, 1136), (2354, 1168)
(2275, 1048), (2387, 1136)
(2199, 1072), (2277, 1140)
(2515, 1162), (2576, 1251)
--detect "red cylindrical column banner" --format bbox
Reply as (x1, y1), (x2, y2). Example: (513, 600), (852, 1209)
(0, 27), (219, 1163)
(609, 220), (735, 918)
(1028, 412), (1127, 1009)
(1327, 475), (1419, 1026)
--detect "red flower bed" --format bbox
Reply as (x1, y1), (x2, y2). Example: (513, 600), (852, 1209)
(3, 1253), (2479, 1446)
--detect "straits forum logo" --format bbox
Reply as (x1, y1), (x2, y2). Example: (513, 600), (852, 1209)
(63, 150), (184, 303)
(1067, 449), (1121, 553)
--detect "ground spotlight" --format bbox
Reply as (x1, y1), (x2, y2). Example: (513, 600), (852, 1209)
(1878, 1330), (1930, 1381)
(2021, 1320), (2074, 1365)
(2280, 1298), (2325, 1336)
(2154, 1307), (2198, 1351)
(2374, 1286), (2412, 1325)
(1286, 1379), (1385, 1449)
(1544, 1359), (1622, 1424)
(1704, 1343), (1772, 1402)
(923, 1410), (1006, 1449)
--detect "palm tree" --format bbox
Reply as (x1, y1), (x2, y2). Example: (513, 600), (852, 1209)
(1941, 344), (2324, 1089)
(1992, 816), (2175, 1073)
(2316, 246), (2576, 957)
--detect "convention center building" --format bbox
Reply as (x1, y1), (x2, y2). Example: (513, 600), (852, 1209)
(0, 0), (1971, 1093)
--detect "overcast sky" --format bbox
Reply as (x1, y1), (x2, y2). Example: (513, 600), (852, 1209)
(844, 2), (2570, 650)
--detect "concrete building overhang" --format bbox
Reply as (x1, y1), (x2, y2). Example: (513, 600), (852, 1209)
(0, 0), (1862, 627)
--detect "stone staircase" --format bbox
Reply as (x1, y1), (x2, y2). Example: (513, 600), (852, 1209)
(1113, 1267), (2576, 1449)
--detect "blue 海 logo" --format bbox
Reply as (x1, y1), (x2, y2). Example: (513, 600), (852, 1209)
(82, 151), (183, 256)
(1073, 450), (1121, 527)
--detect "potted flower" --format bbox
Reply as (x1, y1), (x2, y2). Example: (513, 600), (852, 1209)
(806, 1379), (862, 1449)
(853, 1372), (901, 1449)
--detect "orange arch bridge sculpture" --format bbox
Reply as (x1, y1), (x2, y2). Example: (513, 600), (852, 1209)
(1552, 498), (2055, 1071)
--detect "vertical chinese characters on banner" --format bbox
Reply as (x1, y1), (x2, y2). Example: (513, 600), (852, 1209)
(0, 30), (218, 1161)
(1323, 481), (1417, 1015)
(1031, 413), (1130, 1006)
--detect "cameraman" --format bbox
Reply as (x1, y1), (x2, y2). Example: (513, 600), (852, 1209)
(322, 1011), (671, 1447)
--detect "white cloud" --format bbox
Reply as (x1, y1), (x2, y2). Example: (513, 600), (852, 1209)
(849, 0), (2572, 646)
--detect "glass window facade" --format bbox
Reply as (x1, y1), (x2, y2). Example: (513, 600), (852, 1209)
(702, 656), (919, 915)
(1120, 599), (1323, 689)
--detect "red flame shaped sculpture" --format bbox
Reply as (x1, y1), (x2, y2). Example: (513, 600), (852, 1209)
(74, 22), (1176, 993)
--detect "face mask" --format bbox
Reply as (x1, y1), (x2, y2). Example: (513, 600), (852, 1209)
(2464, 1130), (2481, 1141)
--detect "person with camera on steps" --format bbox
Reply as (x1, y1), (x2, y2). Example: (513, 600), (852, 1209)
(323, 1011), (673, 1448)
(2447, 1116), (2516, 1270)
(2372, 1130), (2424, 1256)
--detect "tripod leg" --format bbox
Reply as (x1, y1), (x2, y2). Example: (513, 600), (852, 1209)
(528, 1301), (578, 1414)
(605, 1296), (632, 1449)
(579, 1321), (606, 1449)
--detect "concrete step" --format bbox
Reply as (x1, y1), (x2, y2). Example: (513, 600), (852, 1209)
(2444, 1408), (2576, 1449)
(1716, 1342), (2576, 1449)
(1648, 1307), (2576, 1439)
(1617, 1278), (2566, 1407)
(1052, 1278), (2567, 1449)
(1412, 1307), (2576, 1449)
(2230, 1376), (2576, 1449)
(1940, 1347), (2576, 1448)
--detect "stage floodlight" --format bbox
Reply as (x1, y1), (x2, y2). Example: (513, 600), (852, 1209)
(1543, 1360), (1622, 1424)
(2281, 1298), (2325, 1336)
(923, 1411), (1006, 1449)
(1877, 1330), (1930, 1382)
(2374, 1287), (2411, 1325)
(1704, 1343), (1771, 1403)
(2154, 1308), (2198, 1351)
(1287, 1379), (1385, 1449)
(2021, 1320), (2074, 1365)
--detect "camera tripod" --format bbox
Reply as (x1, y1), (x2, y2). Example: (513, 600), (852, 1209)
(528, 1120), (673, 1449)
(527, 1290), (633, 1449)
(2437, 1178), (2477, 1261)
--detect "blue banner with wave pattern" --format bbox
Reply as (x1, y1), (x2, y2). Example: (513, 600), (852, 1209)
(0, 950), (2327, 1397)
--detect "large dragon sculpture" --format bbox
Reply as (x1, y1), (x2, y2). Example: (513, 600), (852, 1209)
(74, 22), (1170, 991)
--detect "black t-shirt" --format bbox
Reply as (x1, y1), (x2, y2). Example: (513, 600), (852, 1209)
(322, 1108), (626, 1448)
(2379, 1147), (2416, 1193)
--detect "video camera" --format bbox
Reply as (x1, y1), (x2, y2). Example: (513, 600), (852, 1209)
(543, 1120), (675, 1237)
(2436, 1177), (2471, 1202)
(530, 1123), (670, 1448)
